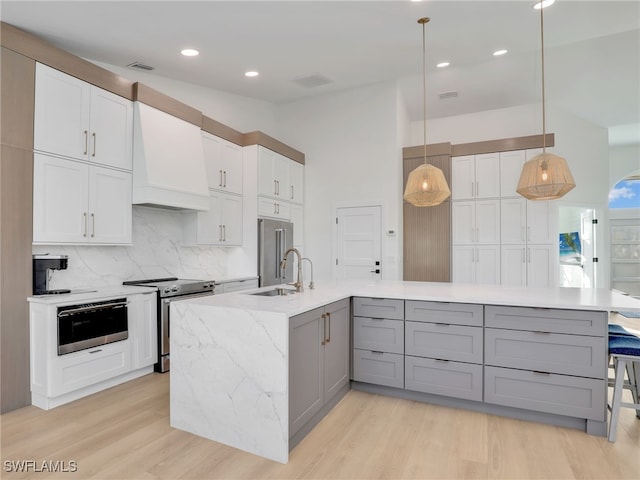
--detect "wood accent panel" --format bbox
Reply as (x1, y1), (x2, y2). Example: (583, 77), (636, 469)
(1, 47), (35, 149)
(201, 116), (244, 146)
(451, 133), (555, 157)
(1, 21), (133, 100)
(243, 131), (305, 164)
(403, 153), (451, 282)
(402, 142), (452, 159)
(1, 45), (35, 413)
(133, 83), (203, 127)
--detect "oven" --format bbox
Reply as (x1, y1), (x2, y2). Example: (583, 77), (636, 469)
(57, 298), (128, 355)
(123, 277), (215, 372)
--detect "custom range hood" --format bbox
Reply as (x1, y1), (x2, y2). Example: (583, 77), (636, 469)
(132, 84), (209, 211)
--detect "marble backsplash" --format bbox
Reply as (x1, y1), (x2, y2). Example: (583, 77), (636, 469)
(33, 206), (230, 290)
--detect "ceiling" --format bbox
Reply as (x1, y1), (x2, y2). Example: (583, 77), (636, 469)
(2, 1), (639, 144)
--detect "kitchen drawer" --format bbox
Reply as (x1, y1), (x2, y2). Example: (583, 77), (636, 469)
(352, 349), (404, 388)
(353, 317), (404, 354)
(353, 297), (404, 321)
(405, 301), (483, 327)
(484, 366), (606, 421)
(485, 328), (606, 379)
(405, 321), (483, 364)
(405, 356), (483, 401)
(51, 339), (131, 396)
(485, 305), (606, 337)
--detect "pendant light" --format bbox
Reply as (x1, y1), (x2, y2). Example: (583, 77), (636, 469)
(516, 2), (575, 200)
(403, 17), (451, 207)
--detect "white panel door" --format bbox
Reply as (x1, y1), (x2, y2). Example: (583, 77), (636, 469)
(89, 87), (133, 170)
(258, 147), (277, 197)
(88, 166), (132, 244)
(474, 153), (500, 198)
(197, 190), (224, 244)
(202, 132), (225, 189)
(289, 161), (304, 204)
(452, 246), (475, 283)
(451, 155), (475, 200)
(527, 201), (556, 244)
(501, 198), (527, 244)
(336, 205), (381, 280)
(34, 63), (90, 161)
(222, 142), (243, 195)
(451, 201), (475, 244)
(499, 150), (525, 198)
(475, 200), (500, 244)
(221, 194), (243, 245)
(528, 244), (555, 287)
(33, 154), (89, 243)
(476, 245), (500, 285)
(501, 245), (527, 286)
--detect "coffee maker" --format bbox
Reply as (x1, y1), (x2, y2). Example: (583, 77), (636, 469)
(33, 254), (70, 295)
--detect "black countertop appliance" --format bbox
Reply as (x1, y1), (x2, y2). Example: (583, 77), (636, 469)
(33, 254), (69, 295)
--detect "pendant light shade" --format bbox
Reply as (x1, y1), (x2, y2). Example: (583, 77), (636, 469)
(516, 152), (575, 200)
(403, 17), (451, 207)
(517, 2), (575, 200)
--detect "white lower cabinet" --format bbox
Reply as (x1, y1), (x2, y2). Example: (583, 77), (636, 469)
(33, 153), (132, 244)
(289, 298), (350, 439)
(29, 291), (157, 410)
(501, 244), (554, 287)
(183, 190), (242, 245)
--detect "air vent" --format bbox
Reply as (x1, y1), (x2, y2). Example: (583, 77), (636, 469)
(439, 91), (458, 99)
(126, 61), (155, 71)
(292, 74), (333, 88)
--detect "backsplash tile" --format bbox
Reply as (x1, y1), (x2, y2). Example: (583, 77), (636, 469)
(32, 206), (228, 289)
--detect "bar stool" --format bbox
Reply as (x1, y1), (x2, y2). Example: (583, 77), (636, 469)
(608, 324), (636, 336)
(607, 333), (640, 442)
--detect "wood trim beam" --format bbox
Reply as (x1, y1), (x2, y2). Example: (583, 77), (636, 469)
(403, 142), (452, 159)
(133, 83), (203, 127)
(201, 116), (244, 146)
(243, 131), (305, 164)
(1, 21), (134, 100)
(451, 133), (555, 157)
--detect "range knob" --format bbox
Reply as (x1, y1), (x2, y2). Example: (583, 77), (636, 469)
(171, 286), (179, 292)
(163, 287), (171, 294)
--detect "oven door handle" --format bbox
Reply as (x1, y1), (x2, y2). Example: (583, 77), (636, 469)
(57, 301), (129, 317)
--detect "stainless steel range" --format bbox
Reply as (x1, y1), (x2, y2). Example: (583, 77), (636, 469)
(123, 277), (215, 372)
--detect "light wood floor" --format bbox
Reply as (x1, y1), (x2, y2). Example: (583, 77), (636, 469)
(2, 314), (638, 480)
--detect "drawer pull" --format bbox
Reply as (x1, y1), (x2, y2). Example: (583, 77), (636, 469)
(534, 331), (551, 335)
(371, 351), (384, 355)
(89, 349), (103, 354)
(435, 358), (450, 363)
(533, 370), (551, 376)
(371, 317), (385, 321)
(435, 323), (451, 327)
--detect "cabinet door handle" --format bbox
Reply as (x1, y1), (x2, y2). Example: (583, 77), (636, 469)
(92, 132), (96, 157)
(219, 225), (222, 242)
(219, 169), (223, 187)
(326, 312), (331, 343)
(321, 313), (327, 345)
(223, 170), (226, 188)
(83, 130), (88, 155)
(290, 185), (294, 200)
(91, 213), (95, 237)
(223, 225), (226, 242)
(277, 180), (280, 196)
(83, 212), (88, 237)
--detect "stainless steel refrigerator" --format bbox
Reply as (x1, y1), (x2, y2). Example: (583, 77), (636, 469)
(258, 218), (294, 287)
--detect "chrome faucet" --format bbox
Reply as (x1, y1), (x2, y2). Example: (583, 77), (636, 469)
(302, 257), (315, 290)
(280, 247), (304, 293)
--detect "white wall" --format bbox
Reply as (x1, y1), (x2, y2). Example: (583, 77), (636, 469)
(276, 81), (402, 281)
(609, 143), (640, 188)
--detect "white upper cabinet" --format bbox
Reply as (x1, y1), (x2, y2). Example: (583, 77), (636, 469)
(500, 149), (543, 198)
(452, 200), (500, 245)
(182, 190), (243, 246)
(257, 146), (291, 200)
(289, 161), (304, 204)
(452, 153), (500, 200)
(34, 63), (133, 170)
(202, 132), (243, 195)
(33, 153), (132, 244)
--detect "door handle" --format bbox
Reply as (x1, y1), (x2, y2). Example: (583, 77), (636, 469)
(326, 312), (331, 343)
(91, 213), (95, 237)
(83, 212), (88, 237)
(83, 130), (88, 155)
(223, 170), (226, 188)
(92, 132), (96, 157)
(219, 170), (223, 188)
(321, 313), (327, 345)
(370, 269), (380, 274)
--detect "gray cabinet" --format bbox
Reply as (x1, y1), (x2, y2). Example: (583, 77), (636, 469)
(289, 298), (350, 439)
(352, 297), (405, 388)
(483, 305), (607, 422)
(404, 301), (484, 401)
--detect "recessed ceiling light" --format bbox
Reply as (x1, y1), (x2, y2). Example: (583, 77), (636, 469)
(533, 0), (555, 9)
(181, 49), (199, 57)
(493, 49), (508, 56)
(437, 62), (450, 68)
(245, 71), (259, 78)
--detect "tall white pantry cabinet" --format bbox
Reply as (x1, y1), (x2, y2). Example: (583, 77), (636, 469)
(452, 149), (557, 287)
(32, 63), (133, 245)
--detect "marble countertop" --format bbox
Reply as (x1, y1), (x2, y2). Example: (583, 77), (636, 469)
(177, 280), (640, 316)
(27, 285), (157, 305)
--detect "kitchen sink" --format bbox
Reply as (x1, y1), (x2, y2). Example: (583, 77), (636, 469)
(249, 287), (297, 297)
